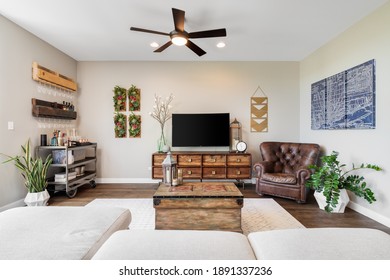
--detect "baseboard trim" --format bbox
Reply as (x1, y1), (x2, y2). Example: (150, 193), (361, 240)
(96, 178), (159, 184)
(0, 199), (25, 212)
(347, 201), (390, 228)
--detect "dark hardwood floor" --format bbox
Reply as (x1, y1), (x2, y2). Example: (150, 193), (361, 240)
(48, 183), (390, 234)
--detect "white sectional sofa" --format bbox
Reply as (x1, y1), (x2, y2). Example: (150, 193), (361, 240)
(92, 227), (390, 260)
(0, 206), (131, 260)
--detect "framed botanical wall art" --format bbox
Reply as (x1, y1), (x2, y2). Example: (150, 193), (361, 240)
(113, 86), (127, 112)
(128, 85), (141, 111)
(128, 113), (141, 138)
(114, 113), (127, 138)
(311, 59), (375, 130)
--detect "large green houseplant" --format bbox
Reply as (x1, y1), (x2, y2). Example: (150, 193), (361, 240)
(1, 139), (52, 206)
(306, 151), (382, 213)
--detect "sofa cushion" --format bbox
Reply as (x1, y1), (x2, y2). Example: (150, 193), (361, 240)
(248, 228), (390, 260)
(92, 229), (256, 260)
(0, 206), (131, 260)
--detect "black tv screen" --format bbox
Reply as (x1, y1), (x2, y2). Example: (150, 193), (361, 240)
(172, 113), (230, 147)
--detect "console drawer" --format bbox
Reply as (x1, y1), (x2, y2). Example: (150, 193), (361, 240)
(178, 155), (201, 166)
(227, 154), (251, 166)
(181, 167), (201, 178)
(153, 154), (177, 166)
(227, 167), (251, 179)
(152, 167), (163, 179)
(202, 154), (226, 166)
(202, 167), (226, 179)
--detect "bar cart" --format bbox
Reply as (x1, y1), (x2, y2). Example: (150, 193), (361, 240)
(37, 143), (97, 198)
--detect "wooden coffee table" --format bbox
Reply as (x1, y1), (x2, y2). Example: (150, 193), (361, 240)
(153, 182), (244, 233)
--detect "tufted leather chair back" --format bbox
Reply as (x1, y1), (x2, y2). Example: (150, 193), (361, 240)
(260, 142), (320, 174)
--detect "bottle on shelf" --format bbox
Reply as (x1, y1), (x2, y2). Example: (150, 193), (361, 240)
(50, 130), (58, 146)
(57, 131), (63, 146)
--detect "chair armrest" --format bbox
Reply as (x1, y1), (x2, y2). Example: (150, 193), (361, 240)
(295, 167), (311, 183)
(253, 161), (274, 178)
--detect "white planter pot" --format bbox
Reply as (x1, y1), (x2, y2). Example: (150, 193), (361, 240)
(24, 190), (50, 206)
(314, 189), (350, 213)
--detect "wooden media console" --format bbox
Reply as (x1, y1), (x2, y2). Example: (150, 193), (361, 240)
(152, 151), (252, 181)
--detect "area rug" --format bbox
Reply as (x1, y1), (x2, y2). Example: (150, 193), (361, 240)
(86, 198), (305, 235)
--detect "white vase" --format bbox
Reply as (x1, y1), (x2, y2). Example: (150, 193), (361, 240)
(24, 190), (50, 206)
(314, 189), (350, 213)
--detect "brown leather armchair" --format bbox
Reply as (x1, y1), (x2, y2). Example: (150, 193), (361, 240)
(253, 142), (320, 203)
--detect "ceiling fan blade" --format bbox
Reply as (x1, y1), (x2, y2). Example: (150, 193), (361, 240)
(186, 40), (206, 57)
(172, 8), (185, 32)
(130, 27), (169, 36)
(188, 28), (227, 39)
(154, 41), (173, 53)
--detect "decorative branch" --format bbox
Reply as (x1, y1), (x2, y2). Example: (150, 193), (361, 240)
(149, 94), (174, 130)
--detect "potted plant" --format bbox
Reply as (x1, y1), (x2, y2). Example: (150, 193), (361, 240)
(1, 139), (52, 206)
(306, 151), (382, 213)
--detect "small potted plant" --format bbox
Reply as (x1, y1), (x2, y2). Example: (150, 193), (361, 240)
(1, 139), (52, 206)
(306, 151), (382, 213)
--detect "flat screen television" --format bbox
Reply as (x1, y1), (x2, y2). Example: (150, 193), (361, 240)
(172, 113), (230, 147)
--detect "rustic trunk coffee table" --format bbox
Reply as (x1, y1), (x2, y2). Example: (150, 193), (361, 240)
(153, 182), (244, 233)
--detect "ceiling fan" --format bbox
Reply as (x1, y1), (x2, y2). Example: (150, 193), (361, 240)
(130, 8), (227, 57)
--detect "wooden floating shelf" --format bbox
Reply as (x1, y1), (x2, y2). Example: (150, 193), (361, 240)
(32, 62), (77, 92)
(32, 98), (77, 120)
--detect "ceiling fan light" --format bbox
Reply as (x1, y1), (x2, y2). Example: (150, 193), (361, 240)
(171, 35), (187, 46)
(217, 42), (226, 48)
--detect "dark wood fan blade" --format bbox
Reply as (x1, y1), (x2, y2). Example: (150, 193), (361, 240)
(130, 27), (169, 36)
(186, 40), (206, 56)
(188, 28), (227, 39)
(154, 41), (173, 53)
(172, 8), (185, 32)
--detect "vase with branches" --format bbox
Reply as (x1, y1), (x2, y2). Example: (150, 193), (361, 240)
(149, 94), (174, 152)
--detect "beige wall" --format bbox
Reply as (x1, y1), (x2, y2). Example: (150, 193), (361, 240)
(0, 15), (77, 208)
(76, 61), (300, 182)
(300, 2), (390, 225)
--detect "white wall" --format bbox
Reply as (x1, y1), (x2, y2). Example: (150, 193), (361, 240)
(300, 2), (390, 225)
(0, 15), (77, 208)
(76, 61), (300, 182)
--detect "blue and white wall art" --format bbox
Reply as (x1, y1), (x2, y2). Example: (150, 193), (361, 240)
(311, 59), (376, 130)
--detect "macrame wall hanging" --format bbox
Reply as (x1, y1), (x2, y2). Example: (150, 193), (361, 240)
(250, 86), (268, 132)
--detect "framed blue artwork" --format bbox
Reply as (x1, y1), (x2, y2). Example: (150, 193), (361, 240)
(311, 59), (375, 130)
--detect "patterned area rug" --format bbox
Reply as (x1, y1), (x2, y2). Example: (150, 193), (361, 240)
(86, 198), (305, 235)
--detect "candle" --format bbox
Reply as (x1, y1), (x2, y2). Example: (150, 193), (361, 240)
(166, 169), (171, 184)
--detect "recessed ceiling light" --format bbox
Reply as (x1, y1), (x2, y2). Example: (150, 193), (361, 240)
(150, 42), (159, 48)
(216, 42), (226, 48)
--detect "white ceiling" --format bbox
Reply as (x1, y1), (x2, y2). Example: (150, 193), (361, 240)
(0, 0), (388, 61)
